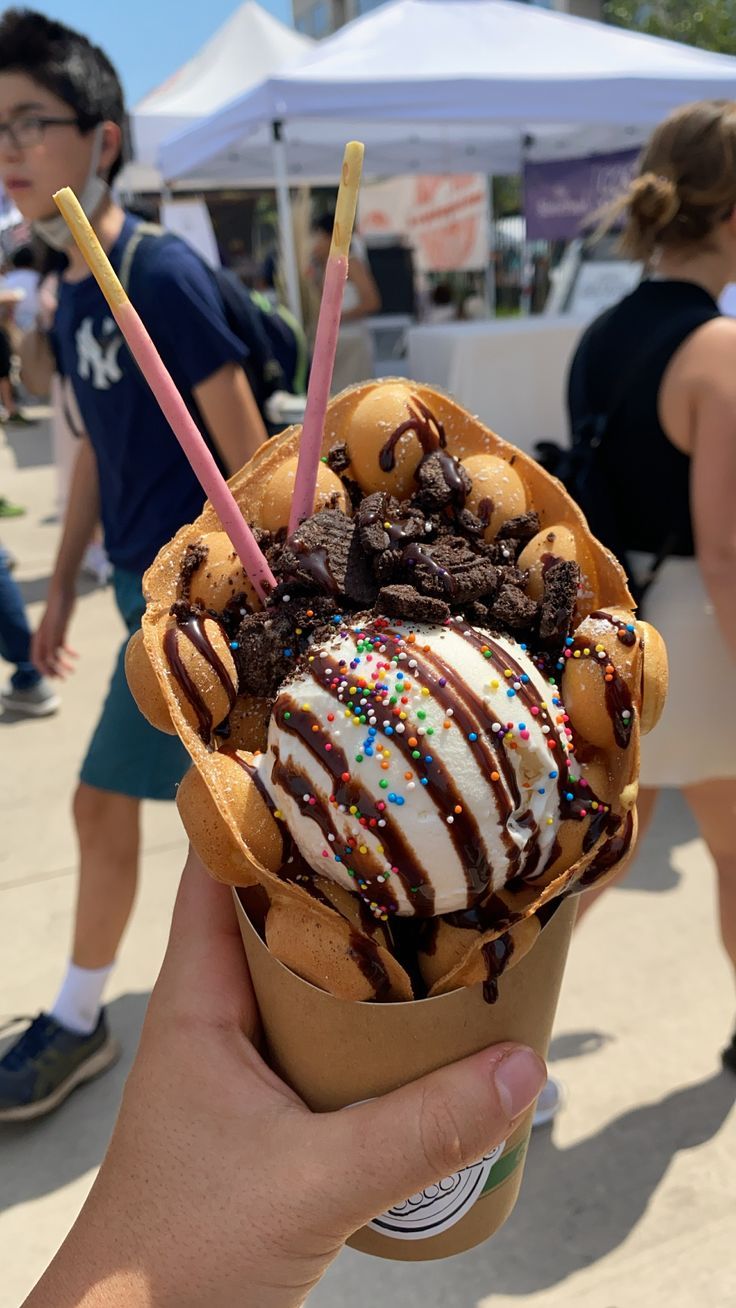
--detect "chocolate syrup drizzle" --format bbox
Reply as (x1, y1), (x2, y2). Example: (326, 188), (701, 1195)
(273, 696), (430, 915)
(379, 396), (468, 504)
(377, 624), (520, 883)
(403, 542), (456, 593)
(290, 542), (339, 594)
(226, 747), (396, 999)
(307, 639), (499, 905)
(482, 933), (515, 1004)
(589, 611), (638, 647)
(566, 632), (635, 749)
(360, 506), (421, 547)
(579, 810), (635, 886)
(163, 614), (237, 743)
(347, 932), (393, 1001)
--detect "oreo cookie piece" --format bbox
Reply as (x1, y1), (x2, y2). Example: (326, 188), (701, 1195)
(412, 451), (472, 512)
(280, 509), (377, 605)
(403, 536), (499, 605)
(492, 584), (540, 633)
(326, 441), (351, 474)
(357, 492), (426, 555)
(176, 538), (208, 606)
(538, 560), (580, 650)
(455, 507), (485, 539)
(476, 538), (518, 567)
(495, 512), (541, 544)
(233, 608), (297, 698)
(375, 585), (451, 624)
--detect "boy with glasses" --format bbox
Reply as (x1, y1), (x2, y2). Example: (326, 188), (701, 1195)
(0, 9), (267, 1120)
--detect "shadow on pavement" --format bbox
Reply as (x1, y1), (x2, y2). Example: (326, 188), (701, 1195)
(15, 571), (103, 608)
(548, 1029), (613, 1062)
(314, 1070), (735, 1307)
(0, 991), (149, 1212)
(1, 420), (52, 471)
(479, 1070), (734, 1296)
(603, 788), (696, 899)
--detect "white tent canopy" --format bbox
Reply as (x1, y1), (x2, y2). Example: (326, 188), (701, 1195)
(118, 1), (313, 193)
(159, 0), (736, 186)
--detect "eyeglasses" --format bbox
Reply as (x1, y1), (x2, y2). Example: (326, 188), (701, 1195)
(0, 115), (80, 151)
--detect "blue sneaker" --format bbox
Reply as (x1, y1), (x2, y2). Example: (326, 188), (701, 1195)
(0, 1011), (120, 1122)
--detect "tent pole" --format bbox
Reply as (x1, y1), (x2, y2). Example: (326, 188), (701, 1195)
(271, 120), (303, 325)
(485, 176), (496, 318)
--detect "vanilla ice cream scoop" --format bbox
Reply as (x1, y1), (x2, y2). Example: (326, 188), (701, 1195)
(259, 617), (577, 918)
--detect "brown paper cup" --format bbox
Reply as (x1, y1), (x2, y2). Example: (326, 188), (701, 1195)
(234, 889), (577, 1262)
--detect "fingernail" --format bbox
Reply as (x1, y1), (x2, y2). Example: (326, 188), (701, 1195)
(494, 1048), (546, 1119)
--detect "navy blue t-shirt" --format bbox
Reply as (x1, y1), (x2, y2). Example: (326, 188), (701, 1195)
(53, 213), (245, 573)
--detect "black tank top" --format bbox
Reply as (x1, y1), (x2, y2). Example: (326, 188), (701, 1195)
(567, 279), (720, 556)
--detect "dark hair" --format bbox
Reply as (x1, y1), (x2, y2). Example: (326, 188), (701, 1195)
(0, 9), (127, 182)
(603, 100), (736, 262)
(312, 212), (334, 237)
(11, 243), (34, 268)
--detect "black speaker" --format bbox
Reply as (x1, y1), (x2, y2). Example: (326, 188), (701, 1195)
(365, 241), (416, 317)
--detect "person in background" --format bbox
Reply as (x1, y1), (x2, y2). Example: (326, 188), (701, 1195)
(567, 100), (736, 1072)
(0, 8), (267, 1121)
(0, 540), (58, 715)
(308, 212), (381, 392)
(22, 849), (546, 1308)
(0, 285), (32, 424)
(425, 280), (457, 324)
(2, 241), (38, 331)
(0, 243), (39, 426)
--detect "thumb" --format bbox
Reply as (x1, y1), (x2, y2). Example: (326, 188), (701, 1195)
(318, 1042), (545, 1236)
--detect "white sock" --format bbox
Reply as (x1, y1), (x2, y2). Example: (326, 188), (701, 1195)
(50, 962), (114, 1036)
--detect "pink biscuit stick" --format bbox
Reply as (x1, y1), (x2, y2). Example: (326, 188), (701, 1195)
(114, 302), (275, 601)
(52, 186), (276, 603)
(288, 252), (347, 535)
(288, 141), (364, 535)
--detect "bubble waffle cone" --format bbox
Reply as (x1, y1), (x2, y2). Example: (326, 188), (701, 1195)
(128, 378), (667, 1257)
(130, 379), (666, 1005)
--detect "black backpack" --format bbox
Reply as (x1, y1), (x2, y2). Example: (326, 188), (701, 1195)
(119, 223), (305, 422)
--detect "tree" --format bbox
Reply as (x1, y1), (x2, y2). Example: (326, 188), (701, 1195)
(605, 0), (736, 56)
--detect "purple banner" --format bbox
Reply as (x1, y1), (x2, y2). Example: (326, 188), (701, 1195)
(524, 150), (639, 241)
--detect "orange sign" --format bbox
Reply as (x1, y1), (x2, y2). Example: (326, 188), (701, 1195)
(361, 174), (490, 272)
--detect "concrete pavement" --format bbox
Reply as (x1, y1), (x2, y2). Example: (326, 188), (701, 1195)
(1, 417), (735, 1307)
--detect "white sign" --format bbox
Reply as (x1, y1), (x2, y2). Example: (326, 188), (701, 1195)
(361, 174), (490, 273)
(160, 198), (220, 268)
(568, 260), (642, 321)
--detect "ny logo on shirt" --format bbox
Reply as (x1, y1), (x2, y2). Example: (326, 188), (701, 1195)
(75, 316), (123, 390)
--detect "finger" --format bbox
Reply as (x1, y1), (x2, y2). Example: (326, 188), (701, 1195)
(55, 654), (77, 676)
(152, 847), (259, 1039)
(317, 1043), (545, 1235)
(46, 656), (72, 680)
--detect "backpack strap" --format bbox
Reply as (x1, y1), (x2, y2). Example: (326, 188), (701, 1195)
(118, 222), (166, 295)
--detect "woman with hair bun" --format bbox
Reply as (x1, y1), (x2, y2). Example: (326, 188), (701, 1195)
(568, 100), (736, 1073)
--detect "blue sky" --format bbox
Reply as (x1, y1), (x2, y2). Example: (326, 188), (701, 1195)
(29, 1), (294, 106)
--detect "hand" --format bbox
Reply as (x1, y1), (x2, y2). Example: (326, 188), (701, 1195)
(31, 585), (78, 679)
(25, 852), (546, 1308)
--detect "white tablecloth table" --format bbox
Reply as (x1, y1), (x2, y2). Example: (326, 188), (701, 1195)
(407, 317), (587, 455)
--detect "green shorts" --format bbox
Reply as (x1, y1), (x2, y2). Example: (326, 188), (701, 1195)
(80, 568), (189, 800)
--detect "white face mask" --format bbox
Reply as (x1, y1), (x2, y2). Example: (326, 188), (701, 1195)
(33, 123), (109, 251)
